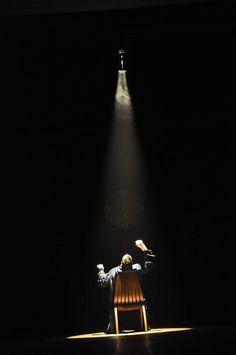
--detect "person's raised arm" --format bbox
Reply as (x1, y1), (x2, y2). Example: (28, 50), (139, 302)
(135, 239), (156, 274)
(97, 264), (109, 287)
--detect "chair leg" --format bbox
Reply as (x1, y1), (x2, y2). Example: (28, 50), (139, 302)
(140, 308), (143, 330)
(114, 307), (119, 334)
(142, 305), (148, 331)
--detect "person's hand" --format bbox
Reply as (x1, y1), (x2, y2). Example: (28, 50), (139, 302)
(97, 264), (104, 271)
(135, 239), (148, 251)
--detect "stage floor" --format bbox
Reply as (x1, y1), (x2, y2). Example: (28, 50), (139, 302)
(6, 326), (235, 355)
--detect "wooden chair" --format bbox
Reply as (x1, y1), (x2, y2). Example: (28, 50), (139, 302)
(113, 271), (148, 334)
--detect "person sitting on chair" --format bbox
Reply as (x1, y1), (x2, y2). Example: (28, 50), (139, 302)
(97, 239), (156, 334)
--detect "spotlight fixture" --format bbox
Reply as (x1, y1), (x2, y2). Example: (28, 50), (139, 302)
(118, 49), (125, 70)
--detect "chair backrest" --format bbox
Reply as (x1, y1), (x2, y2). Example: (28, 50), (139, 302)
(113, 271), (145, 306)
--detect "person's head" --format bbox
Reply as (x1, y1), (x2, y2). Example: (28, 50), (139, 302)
(121, 254), (133, 269)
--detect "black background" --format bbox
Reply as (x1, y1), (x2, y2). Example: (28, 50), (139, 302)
(1, 0), (233, 338)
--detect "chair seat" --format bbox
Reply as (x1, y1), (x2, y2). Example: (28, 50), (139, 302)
(115, 304), (145, 311)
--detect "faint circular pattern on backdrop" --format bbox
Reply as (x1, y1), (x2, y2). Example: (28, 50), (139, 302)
(105, 189), (144, 229)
